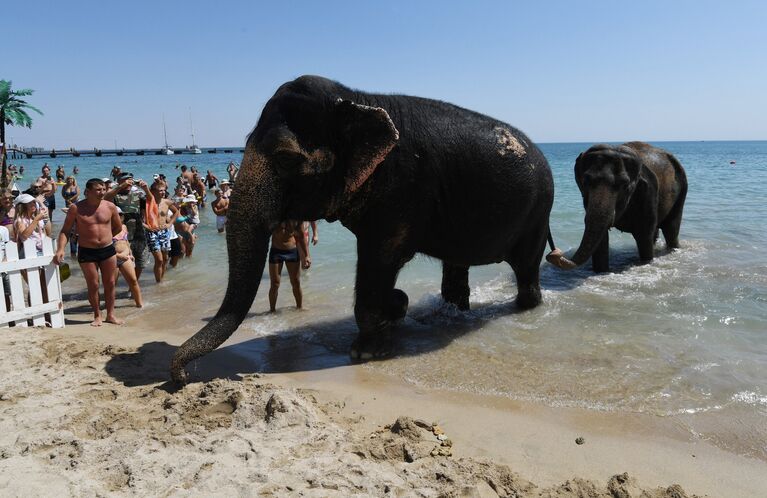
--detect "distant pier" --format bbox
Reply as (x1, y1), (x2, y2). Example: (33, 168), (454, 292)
(7, 147), (244, 159)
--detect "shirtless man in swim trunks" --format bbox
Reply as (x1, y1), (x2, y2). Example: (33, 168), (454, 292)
(204, 170), (219, 189)
(191, 173), (206, 207)
(145, 183), (179, 283)
(210, 188), (228, 233)
(54, 178), (123, 326)
(268, 221), (311, 312)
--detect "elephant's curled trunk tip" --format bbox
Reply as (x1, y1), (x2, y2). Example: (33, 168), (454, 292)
(546, 248), (578, 270)
(170, 356), (189, 385)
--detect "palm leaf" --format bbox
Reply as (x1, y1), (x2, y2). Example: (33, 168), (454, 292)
(12, 88), (34, 97)
(6, 109), (33, 127)
(0, 80), (10, 101)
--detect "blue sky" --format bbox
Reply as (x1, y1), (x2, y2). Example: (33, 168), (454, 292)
(5, 1), (766, 148)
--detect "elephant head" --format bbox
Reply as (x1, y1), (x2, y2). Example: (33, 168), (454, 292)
(170, 82), (399, 383)
(554, 144), (641, 270)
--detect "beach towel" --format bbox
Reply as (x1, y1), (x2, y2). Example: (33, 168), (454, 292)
(144, 194), (160, 231)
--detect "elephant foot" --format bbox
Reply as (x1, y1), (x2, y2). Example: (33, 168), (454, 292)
(386, 289), (409, 321)
(515, 286), (542, 310)
(443, 294), (470, 311)
(350, 331), (393, 361)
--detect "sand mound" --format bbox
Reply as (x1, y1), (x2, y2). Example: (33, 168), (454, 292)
(0, 329), (700, 497)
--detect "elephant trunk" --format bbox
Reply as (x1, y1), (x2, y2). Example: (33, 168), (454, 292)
(170, 153), (278, 384)
(556, 187), (614, 270)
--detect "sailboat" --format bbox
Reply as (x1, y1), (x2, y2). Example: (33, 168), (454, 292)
(186, 110), (202, 154)
(160, 115), (174, 155)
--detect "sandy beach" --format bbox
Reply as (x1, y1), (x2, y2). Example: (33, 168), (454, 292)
(1, 290), (765, 497)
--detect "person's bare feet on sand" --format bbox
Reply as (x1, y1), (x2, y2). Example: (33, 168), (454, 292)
(90, 316), (103, 327)
(105, 315), (124, 325)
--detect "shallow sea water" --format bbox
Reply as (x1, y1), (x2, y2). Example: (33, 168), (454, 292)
(18, 140), (767, 459)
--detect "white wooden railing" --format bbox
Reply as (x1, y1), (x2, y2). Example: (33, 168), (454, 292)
(0, 236), (65, 328)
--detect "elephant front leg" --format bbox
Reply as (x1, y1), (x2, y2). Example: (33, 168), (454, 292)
(441, 263), (470, 310)
(350, 246), (411, 361)
(591, 231), (610, 273)
(633, 227), (656, 263)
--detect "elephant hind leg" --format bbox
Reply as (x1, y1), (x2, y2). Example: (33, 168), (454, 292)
(660, 198), (685, 250)
(441, 263), (470, 310)
(506, 228), (547, 310)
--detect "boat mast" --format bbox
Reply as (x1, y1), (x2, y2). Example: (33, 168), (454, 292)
(163, 114), (170, 148)
(189, 108), (196, 147)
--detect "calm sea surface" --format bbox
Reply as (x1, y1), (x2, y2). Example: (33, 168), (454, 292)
(14, 140), (767, 459)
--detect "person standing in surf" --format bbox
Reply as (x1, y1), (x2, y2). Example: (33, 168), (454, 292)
(54, 178), (123, 326)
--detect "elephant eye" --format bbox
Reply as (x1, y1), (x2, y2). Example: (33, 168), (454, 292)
(615, 174), (630, 186)
(273, 150), (306, 177)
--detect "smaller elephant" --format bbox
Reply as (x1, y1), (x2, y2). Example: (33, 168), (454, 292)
(551, 142), (687, 273)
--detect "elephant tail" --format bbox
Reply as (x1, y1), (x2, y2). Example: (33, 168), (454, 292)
(547, 229), (556, 252)
(545, 228), (576, 269)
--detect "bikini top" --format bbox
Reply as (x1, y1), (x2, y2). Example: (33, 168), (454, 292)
(113, 227), (129, 242)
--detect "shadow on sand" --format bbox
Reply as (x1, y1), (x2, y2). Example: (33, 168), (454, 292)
(104, 246), (668, 389)
(104, 297), (527, 390)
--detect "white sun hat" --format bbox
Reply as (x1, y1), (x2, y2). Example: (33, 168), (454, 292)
(13, 193), (36, 206)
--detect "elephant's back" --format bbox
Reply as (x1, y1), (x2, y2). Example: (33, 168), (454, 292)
(625, 142), (686, 221)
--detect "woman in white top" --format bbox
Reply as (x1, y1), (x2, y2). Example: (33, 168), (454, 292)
(13, 193), (51, 257)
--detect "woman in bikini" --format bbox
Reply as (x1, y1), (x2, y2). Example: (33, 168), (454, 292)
(113, 209), (143, 307)
(61, 176), (80, 207)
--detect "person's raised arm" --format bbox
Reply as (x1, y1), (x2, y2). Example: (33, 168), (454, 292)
(53, 205), (78, 264)
(103, 178), (131, 202)
(110, 204), (122, 237)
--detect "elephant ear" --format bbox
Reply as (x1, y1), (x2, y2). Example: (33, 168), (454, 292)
(616, 145), (642, 191)
(573, 152), (585, 189)
(334, 99), (399, 196)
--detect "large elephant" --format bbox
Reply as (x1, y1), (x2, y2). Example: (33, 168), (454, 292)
(551, 142), (687, 273)
(171, 75), (555, 383)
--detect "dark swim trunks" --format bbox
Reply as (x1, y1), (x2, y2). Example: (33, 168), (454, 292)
(169, 237), (182, 258)
(268, 247), (299, 264)
(77, 244), (117, 263)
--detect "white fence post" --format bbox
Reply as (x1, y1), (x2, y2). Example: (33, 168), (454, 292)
(42, 237), (65, 328)
(0, 235), (65, 328)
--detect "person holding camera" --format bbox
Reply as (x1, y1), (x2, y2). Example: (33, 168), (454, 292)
(103, 172), (149, 280)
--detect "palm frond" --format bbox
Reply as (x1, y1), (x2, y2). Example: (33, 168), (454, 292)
(0, 80), (10, 102)
(0, 80), (42, 129)
(4, 109), (33, 128)
(12, 88), (34, 97)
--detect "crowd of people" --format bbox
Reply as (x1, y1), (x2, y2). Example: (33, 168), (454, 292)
(1, 161), (319, 326)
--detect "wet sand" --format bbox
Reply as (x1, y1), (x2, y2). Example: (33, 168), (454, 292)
(2, 284), (763, 497)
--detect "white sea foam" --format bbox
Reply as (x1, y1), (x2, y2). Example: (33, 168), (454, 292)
(732, 391), (767, 407)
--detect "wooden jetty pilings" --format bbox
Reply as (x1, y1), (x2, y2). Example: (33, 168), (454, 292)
(7, 147), (245, 159)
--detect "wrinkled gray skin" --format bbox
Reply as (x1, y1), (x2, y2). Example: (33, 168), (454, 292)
(553, 142), (687, 273)
(170, 76), (555, 383)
